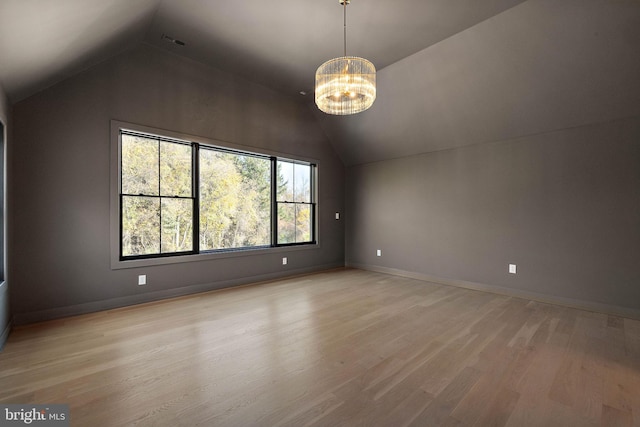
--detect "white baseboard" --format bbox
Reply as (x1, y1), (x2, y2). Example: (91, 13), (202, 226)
(347, 262), (640, 321)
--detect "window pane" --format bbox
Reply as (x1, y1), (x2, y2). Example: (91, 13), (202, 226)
(277, 203), (295, 244)
(160, 141), (192, 197)
(294, 163), (311, 203)
(121, 135), (159, 195)
(277, 161), (294, 201)
(122, 196), (160, 256)
(277, 160), (311, 203)
(234, 155), (271, 247)
(296, 204), (312, 242)
(200, 150), (271, 250)
(161, 198), (193, 253)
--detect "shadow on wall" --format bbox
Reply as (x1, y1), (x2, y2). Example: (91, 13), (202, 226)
(0, 120), (8, 349)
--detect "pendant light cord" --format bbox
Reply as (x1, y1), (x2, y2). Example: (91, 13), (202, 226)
(343, 0), (347, 57)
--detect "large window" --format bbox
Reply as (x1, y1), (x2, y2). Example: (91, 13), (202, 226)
(119, 129), (316, 260)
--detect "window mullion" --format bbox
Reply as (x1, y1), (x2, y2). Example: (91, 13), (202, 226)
(271, 157), (277, 247)
(119, 194), (124, 261)
(311, 164), (316, 244)
(157, 138), (162, 253)
(294, 203), (299, 243)
(193, 144), (200, 254)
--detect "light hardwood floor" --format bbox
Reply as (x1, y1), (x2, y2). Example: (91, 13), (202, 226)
(1, 268), (639, 426)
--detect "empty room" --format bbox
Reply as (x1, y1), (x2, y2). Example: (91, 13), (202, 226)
(1, 0), (639, 426)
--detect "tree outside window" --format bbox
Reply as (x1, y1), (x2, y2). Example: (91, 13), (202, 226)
(119, 130), (315, 260)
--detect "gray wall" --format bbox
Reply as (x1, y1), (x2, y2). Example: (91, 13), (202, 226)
(0, 83), (7, 122)
(346, 115), (640, 315)
(10, 44), (345, 324)
(0, 82), (9, 347)
(317, 0), (640, 166)
(340, 0), (640, 318)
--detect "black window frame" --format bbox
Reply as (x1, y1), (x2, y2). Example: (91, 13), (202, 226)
(119, 129), (316, 261)
(274, 159), (316, 246)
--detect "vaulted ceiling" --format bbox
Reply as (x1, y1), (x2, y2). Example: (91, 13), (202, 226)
(1, 0), (639, 165)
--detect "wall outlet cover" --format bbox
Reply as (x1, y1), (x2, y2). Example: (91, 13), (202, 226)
(138, 275), (147, 285)
(509, 264), (517, 274)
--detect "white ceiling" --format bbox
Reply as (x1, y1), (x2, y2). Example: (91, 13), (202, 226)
(1, 0), (639, 165)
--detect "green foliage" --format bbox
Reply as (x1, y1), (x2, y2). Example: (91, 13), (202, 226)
(160, 142), (192, 197)
(199, 151), (271, 250)
(122, 196), (159, 255)
(122, 136), (158, 196)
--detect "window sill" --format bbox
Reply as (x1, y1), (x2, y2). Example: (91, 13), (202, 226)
(111, 243), (320, 270)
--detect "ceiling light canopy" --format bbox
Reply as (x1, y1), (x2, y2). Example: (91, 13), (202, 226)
(315, 0), (376, 115)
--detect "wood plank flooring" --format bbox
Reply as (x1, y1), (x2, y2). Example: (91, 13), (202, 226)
(1, 268), (639, 426)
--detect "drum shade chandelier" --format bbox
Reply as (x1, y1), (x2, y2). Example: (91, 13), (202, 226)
(315, 0), (376, 115)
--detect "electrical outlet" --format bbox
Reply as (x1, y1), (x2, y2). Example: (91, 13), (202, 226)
(138, 274), (147, 285)
(376, 249), (382, 257)
(282, 257), (288, 265)
(335, 212), (340, 220)
(509, 264), (517, 274)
